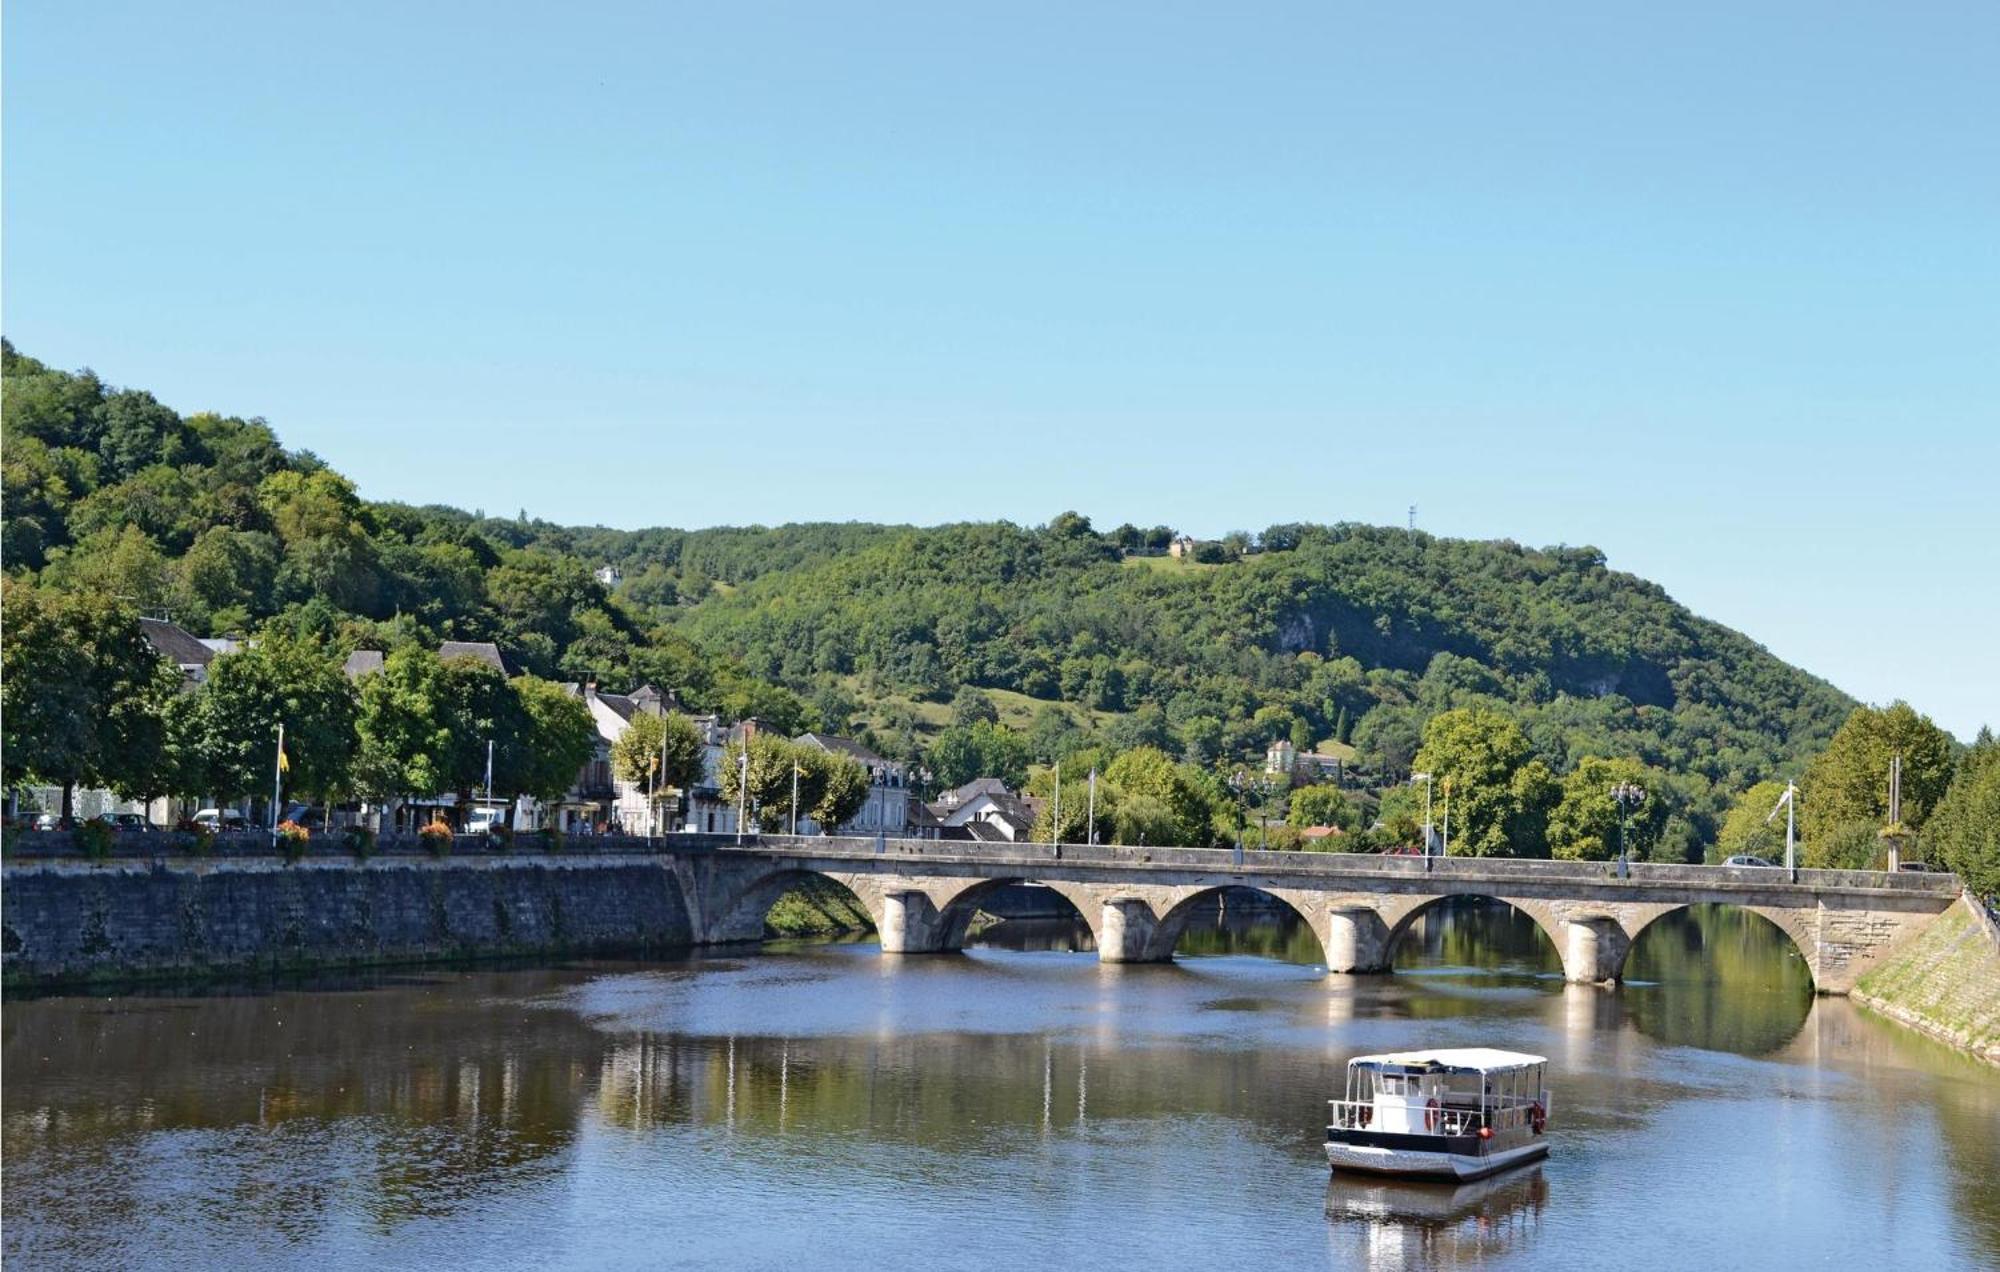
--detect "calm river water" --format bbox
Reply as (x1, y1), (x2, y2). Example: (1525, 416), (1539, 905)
(5, 897), (1998, 1270)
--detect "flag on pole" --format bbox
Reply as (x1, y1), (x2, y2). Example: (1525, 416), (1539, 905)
(277, 738), (290, 773)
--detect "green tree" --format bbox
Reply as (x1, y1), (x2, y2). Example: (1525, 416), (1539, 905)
(1354, 706), (1423, 778)
(1713, 780), (1791, 864)
(353, 646), (450, 803)
(1801, 702), (1956, 866)
(195, 636), (358, 806)
(434, 654), (524, 798)
(1288, 784), (1351, 829)
(716, 733), (806, 831)
(928, 720), (1030, 790)
(1414, 707), (1557, 857)
(0, 582), (182, 822)
(1545, 756), (1669, 862)
(510, 675), (596, 814)
(1927, 729), (1999, 897)
(1102, 746), (1214, 846)
(805, 747), (870, 832)
(610, 708), (710, 828)
(1112, 793), (1180, 846)
(949, 685), (999, 727)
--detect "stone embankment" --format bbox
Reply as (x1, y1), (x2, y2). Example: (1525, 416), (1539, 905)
(1852, 894), (2000, 1065)
(3, 849), (695, 990)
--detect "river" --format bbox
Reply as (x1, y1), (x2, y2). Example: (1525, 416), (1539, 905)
(5, 896), (1997, 1270)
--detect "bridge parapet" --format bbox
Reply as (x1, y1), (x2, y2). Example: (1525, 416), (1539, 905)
(711, 834), (1963, 902)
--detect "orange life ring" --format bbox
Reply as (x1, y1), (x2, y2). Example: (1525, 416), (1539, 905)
(1424, 1098), (1442, 1132)
(1529, 1101), (1547, 1134)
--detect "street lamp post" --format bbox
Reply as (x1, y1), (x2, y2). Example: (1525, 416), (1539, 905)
(1228, 770), (1249, 866)
(736, 749), (750, 844)
(1411, 772), (1435, 865)
(1610, 781), (1647, 880)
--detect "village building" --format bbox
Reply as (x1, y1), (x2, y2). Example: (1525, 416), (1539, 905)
(791, 733), (915, 836)
(927, 777), (1041, 842)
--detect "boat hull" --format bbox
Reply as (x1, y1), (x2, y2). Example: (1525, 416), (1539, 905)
(1325, 1137), (1548, 1182)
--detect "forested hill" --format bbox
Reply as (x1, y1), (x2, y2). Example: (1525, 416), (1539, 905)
(661, 520), (1854, 793)
(2, 341), (1852, 815)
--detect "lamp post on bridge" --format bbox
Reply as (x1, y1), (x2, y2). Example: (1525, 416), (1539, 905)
(1228, 770), (1250, 866)
(1411, 771), (1436, 869)
(736, 749), (750, 845)
(1610, 781), (1647, 880)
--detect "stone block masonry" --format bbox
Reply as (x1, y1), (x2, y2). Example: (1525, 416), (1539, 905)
(1852, 895), (2000, 1065)
(2, 854), (694, 990)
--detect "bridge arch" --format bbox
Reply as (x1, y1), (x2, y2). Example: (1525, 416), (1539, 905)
(701, 866), (884, 945)
(1380, 893), (1566, 978)
(1144, 886), (1329, 966)
(1623, 902), (1818, 992)
(930, 878), (1103, 951)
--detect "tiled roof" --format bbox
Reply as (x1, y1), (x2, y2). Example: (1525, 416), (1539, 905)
(342, 650), (386, 679)
(794, 732), (887, 764)
(935, 777), (1012, 809)
(438, 641), (509, 674)
(139, 617), (214, 668)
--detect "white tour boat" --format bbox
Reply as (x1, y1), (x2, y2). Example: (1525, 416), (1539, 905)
(1325, 1048), (1551, 1181)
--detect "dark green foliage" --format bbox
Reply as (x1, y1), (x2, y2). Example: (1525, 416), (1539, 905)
(2, 345), (1886, 844)
(1929, 730), (1999, 897)
(1, 580), (183, 816)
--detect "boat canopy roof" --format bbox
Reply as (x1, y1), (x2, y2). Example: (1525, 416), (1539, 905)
(1347, 1048), (1546, 1074)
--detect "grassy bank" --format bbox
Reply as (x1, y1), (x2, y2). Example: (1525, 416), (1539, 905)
(763, 878), (877, 939)
(1853, 896), (2000, 1065)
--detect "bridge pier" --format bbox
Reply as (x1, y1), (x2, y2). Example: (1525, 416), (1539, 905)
(1561, 914), (1631, 985)
(1325, 906), (1392, 974)
(1099, 897), (1166, 963)
(878, 889), (952, 954)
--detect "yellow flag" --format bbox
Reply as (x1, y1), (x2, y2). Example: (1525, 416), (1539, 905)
(278, 743), (290, 773)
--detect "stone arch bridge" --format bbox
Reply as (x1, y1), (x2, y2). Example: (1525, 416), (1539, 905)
(671, 835), (1964, 995)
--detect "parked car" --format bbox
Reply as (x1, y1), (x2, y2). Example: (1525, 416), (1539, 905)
(193, 808), (251, 832)
(98, 813), (157, 833)
(1722, 854), (1777, 868)
(32, 812), (59, 831)
(465, 806), (507, 835)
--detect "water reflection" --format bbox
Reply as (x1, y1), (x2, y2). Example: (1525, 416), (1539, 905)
(1394, 897), (1562, 979)
(1325, 1168), (1550, 1270)
(1174, 888), (1328, 965)
(4, 909), (1997, 1269)
(1621, 905), (1814, 1054)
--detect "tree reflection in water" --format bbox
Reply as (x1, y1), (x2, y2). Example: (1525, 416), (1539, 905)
(4, 914), (1995, 1270)
(1620, 905), (1814, 1054)
(1392, 896), (1563, 981)
(1171, 887), (1326, 965)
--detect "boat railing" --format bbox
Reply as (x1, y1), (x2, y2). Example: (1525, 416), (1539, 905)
(1328, 1094), (1543, 1136)
(1484, 1096), (1542, 1133)
(1325, 1099), (1480, 1136)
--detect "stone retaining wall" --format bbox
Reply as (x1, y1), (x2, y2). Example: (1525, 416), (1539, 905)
(1, 854), (694, 991)
(1852, 894), (2000, 1065)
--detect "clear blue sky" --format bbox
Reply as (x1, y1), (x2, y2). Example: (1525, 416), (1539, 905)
(6, 2), (1996, 738)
